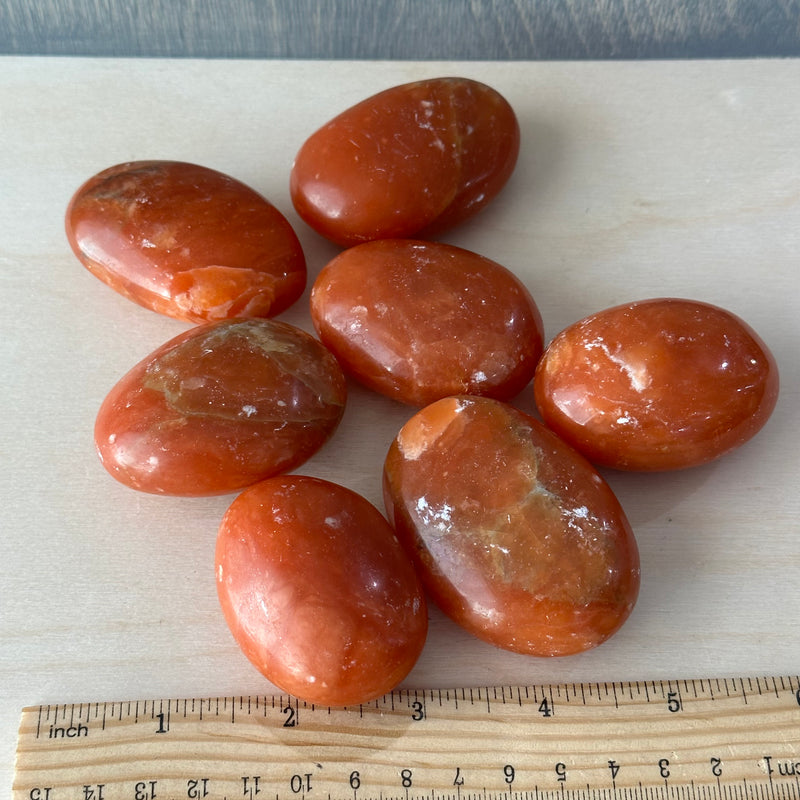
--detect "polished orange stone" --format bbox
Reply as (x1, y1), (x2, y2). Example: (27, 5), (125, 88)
(383, 396), (640, 657)
(66, 161), (306, 323)
(95, 319), (346, 496)
(533, 298), (780, 471)
(216, 475), (428, 705)
(290, 77), (520, 246)
(310, 239), (544, 406)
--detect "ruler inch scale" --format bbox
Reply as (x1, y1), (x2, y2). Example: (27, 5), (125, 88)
(13, 675), (800, 800)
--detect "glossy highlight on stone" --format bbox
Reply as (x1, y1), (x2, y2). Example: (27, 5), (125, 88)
(383, 396), (640, 657)
(66, 161), (306, 323)
(310, 239), (544, 406)
(533, 298), (780, 471)
(216, 475), (428, 705)
(290, 77), (520, 246)
(95, 318), (346, 496)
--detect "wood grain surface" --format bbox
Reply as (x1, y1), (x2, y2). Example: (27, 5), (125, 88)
(2, 0), (800, 59)
(2, 55), (799, 794)
(13, 677), (800, 798)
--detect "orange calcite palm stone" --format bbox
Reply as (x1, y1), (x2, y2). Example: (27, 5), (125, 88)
(66, 161), (306, 323)
(533, 298), (780, 471)
(216, 476), (428, 706)
(290, 78), (520, 246)
(383, 396), (640, 657)
(95, 319), (346, 496)
(310, 239), (544, 406)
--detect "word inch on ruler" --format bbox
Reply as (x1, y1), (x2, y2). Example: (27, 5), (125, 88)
(13, 675), (800, 800)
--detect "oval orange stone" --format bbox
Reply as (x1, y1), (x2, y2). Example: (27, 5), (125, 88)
(310, 240), (544, 406)
(290, 77), (520, 246)
(95, 318), (346, 496)
(66, 161), (306, 323)
(383, 396), (640, 657)
(533, 298), (780, 471)
(216, 475), (428, 705)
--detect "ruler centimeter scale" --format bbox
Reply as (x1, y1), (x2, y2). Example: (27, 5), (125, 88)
(13, 675), (800, 800)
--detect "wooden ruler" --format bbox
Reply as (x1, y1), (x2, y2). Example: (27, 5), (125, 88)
(13, 675), (800, 800)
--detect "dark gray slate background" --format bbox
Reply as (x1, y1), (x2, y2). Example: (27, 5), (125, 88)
(2, 0), (799, 59)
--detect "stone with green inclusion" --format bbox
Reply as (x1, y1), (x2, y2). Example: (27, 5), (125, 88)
(94, 318), (346, 496)
(383, 395), (641, 657)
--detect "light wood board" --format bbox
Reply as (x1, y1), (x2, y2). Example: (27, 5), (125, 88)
(2, 57), (799, 791)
